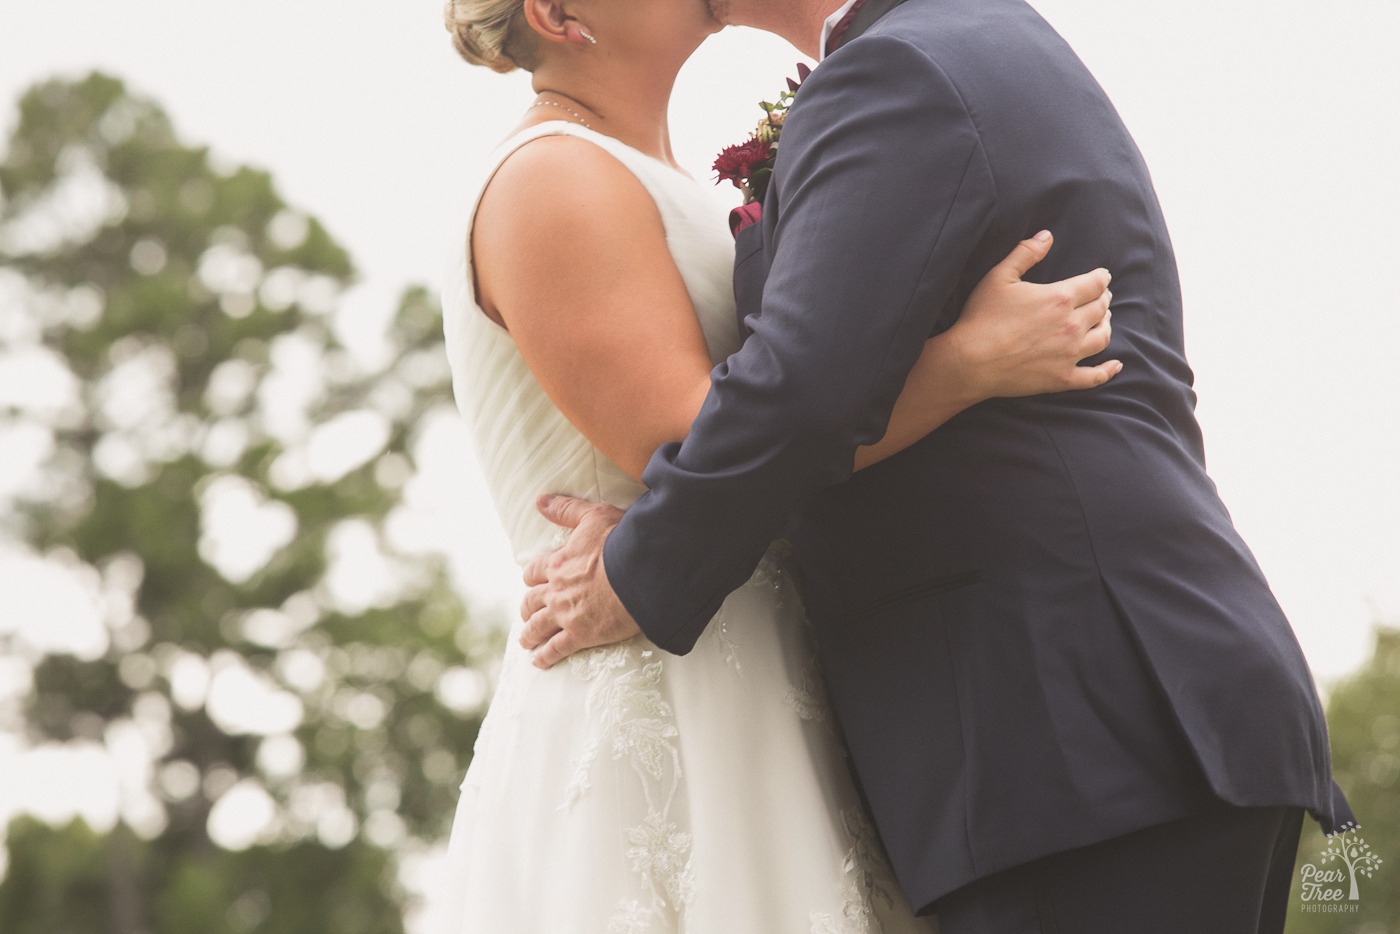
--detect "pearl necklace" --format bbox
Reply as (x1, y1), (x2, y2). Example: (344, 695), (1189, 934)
(528, 99), (592, 129)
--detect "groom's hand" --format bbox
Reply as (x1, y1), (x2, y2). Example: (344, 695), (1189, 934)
(518, 494), (640, 669)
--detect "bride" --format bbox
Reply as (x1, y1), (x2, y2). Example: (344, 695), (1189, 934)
(431, 0), (1116, 930)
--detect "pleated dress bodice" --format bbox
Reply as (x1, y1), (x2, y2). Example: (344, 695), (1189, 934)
(439, 122), (740, 566)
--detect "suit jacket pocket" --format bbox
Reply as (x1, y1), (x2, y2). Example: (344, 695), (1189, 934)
(733, 222), (764, 267)
(844, 571), (982, 623)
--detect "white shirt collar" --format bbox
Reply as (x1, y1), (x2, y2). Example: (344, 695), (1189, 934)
(819, 0), (862, 61)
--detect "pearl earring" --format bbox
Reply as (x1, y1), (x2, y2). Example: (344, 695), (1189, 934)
(579, 27), (597, 45)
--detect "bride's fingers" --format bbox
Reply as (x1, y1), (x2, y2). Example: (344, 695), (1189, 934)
(1073, 289), (1112, 333)
(1065, 358), (1124, 390)
(991, 229), (1053, 282)
(1084, 310), (1113, 356)
(1062, 268), (1112, 310)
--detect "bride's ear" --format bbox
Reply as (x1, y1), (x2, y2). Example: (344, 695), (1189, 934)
(521, 0), (595, 48)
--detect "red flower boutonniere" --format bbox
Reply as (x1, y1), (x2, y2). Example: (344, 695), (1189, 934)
(713, 137), (774, 200)
(713, 64), (811, 223)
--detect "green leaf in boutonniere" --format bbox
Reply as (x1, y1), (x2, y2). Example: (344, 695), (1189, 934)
(711, 64), (811, 206)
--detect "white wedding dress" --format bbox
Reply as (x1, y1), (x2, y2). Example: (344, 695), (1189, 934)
(432, 121), (935, 934)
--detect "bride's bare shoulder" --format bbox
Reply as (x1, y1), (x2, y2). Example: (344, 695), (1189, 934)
(476, 133), (660, 241)
(470, 131), (671, 325)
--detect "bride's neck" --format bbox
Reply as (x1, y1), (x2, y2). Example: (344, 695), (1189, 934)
(529, 59), (682, 167)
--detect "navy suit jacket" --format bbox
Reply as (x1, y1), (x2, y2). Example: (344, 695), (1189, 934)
(604, 0), (1352, 911)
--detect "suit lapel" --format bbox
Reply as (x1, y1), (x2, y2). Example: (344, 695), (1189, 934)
(733, 0), (914, 334)
(842, 0), (913, 45)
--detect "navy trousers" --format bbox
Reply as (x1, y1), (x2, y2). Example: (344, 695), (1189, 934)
(933, 805), (1305, 934)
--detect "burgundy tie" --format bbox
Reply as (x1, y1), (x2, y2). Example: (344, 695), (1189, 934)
(825, 0), (869, 56)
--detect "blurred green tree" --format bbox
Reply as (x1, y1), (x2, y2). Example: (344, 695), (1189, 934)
(0, 73), (494, 932)
(1289, 625), (1399, 934)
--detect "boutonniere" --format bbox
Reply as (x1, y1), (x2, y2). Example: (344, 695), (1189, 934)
(713, 63), (811, 208)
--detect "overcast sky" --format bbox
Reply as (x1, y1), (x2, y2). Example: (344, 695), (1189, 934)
(2, 0), (1398, 687)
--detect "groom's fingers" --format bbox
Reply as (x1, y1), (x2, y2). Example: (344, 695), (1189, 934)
(520, 584), (547, 621)
(522, 552), (550, 588)
(535, 493), (592, 529)
(531, 630), (581, 670)
(520, 608), (561, 652)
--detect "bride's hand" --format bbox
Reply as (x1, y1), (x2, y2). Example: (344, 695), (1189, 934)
(932, 231), (1120, 402)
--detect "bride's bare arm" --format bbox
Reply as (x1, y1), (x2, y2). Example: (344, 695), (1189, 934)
(474, 137), (715, 482)
(474, 137), (1116, 483)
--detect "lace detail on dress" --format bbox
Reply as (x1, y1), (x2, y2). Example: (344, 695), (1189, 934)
(785, 654), (830, 725)
(564, 641), (695, 929)
(713, 541), (794, 675)
(607, 900), (659, 934)
(626, 813), (696, 908)
(714, 605), (743, 674)
(810, 809), (907, 934)
(752, 540), (793, 610)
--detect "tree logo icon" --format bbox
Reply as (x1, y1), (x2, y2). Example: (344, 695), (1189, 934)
(1299, 823), (1384, 911)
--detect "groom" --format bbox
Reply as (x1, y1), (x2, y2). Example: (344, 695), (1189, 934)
(519, 0), (1353, 929)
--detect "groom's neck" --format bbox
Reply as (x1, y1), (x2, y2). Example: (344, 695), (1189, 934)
(738, 0), (845, 59)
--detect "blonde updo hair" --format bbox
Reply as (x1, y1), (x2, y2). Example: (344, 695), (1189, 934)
(443, 0), (539, 74)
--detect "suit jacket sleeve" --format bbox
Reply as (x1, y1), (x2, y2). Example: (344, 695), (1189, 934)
(604, 34), (996, 654)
